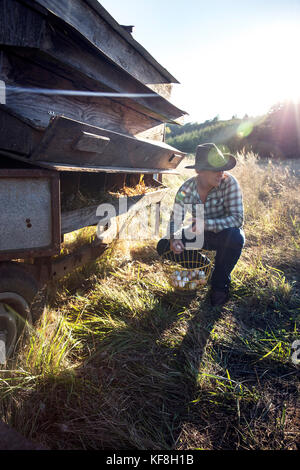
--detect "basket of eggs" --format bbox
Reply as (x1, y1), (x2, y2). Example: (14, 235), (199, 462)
(162, 248), (213, 292)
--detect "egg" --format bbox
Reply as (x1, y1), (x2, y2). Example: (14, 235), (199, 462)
(199, 278), (207, 285)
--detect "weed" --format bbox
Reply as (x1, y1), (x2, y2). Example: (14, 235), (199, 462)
(0, 153), (299, 450)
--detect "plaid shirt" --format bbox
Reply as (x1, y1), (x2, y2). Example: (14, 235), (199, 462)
(169, 172), (244, 237)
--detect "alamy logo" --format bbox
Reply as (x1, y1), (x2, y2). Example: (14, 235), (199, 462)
(291, 340), (300, 365)
(0, 80), (6, 105)
(96, 199), (204, 249)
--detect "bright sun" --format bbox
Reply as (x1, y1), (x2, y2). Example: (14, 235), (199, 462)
(171, 20), (300, 122)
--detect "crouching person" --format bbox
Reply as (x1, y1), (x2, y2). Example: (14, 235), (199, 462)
(157, 142), (245, 306)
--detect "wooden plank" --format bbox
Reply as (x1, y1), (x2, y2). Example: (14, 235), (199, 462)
(34, 161), (181, 174)
(61, 187), (169, 234)
(28, 116), (186, 170)
(0, 0), (47, 48)
(73, 132), (110, 153)
(29, 161), (181, 174)
(42, 28), (185, 122)
(136, 123), (166, 141)
(0, 105), (43, 156)
(35, 0), (176, 85)
(1, 51), (184, 139)
(85, 0), (179, 84)
(0, 2), (186, 123)
(146, 83), (173, 101)
(1, 51), (163, 134)
(50, 237), (107, 280)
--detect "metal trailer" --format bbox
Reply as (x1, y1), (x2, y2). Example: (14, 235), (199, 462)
(0, 0), (187, 362)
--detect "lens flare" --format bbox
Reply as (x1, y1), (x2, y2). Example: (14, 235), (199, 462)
(237, 121), (254, 138)
(207, 148), (229, 168)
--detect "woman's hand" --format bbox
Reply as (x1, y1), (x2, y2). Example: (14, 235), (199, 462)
(170, 239), (184, 254)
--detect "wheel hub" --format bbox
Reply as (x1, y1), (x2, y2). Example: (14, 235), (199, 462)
(0, 293), (32, 362)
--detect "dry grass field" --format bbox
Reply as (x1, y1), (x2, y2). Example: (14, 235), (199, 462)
(0, 152), (299, 450)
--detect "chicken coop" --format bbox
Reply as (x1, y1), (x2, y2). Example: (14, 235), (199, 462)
(0, 0), (186, 361)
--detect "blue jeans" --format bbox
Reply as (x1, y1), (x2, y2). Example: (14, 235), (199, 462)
(157, 227), (245, 292)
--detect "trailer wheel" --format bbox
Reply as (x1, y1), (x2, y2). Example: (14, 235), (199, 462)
(0, 263), (46, 360)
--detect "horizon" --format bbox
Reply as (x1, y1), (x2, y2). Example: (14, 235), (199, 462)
(99, 0), (300, 124)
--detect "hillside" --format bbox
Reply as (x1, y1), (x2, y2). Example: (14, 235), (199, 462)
(167, 101), (300, 160)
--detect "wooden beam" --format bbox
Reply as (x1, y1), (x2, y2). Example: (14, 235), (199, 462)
(61, 187), (169, 235)
(1, 51), (164, 135)
(35, 0), (176, 85)
(0, 0), (47, 48)
(34, 161), (181, 174)
(0, 105), (43, 156)
(27, 116), (186, 170)
(50, 238), (107, 280)
(0, 1), (186, 123)
(73, 132), (110, 153)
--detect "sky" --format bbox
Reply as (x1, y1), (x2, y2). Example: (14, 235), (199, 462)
(99, 0), (300, 124)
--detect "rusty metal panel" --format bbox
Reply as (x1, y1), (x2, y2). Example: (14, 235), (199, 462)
(0, 169), (60, 260)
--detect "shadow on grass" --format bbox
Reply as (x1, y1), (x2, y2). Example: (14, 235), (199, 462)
(3, 245), (299, 451)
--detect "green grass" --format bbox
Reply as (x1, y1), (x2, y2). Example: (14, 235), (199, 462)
(0, 153), (299, 450)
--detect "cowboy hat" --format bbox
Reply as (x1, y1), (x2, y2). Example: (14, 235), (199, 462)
(185, 142), (236, 171)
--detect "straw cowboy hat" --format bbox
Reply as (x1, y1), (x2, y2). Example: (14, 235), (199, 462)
(185, 142), (236, 172)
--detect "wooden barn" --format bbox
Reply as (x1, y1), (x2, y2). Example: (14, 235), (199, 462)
(0, 0), (187, 366)
(0, 0), (187, 247)
(0, 0), (188, 446)
(0, 0), (186, 170)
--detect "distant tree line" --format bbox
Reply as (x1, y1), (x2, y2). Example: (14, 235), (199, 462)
(166, 101), (300, 159)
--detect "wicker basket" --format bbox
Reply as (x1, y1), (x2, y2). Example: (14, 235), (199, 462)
(162, 249), (212, 292)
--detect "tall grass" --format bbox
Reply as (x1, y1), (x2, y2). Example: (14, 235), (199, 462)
(0, 153), (299, 450)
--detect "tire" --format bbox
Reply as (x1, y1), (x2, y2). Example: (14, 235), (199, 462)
(0, 262), (46, 359)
